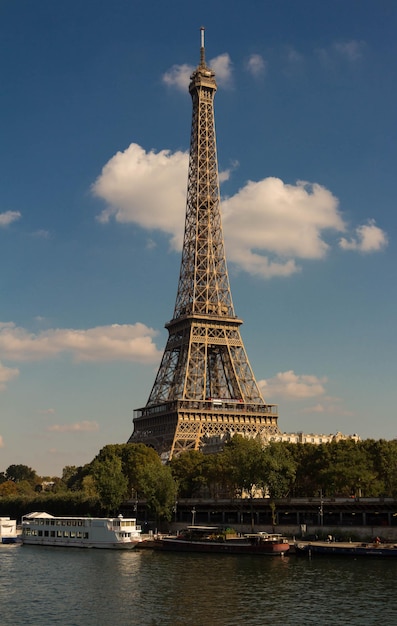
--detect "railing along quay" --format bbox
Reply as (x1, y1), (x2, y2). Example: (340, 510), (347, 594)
(121, 497), (397, 531)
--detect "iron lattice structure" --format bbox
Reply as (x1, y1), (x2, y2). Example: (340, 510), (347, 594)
(129, 30), (279, 459)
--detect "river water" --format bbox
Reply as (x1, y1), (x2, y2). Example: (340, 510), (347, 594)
(1, 543), (396, 625)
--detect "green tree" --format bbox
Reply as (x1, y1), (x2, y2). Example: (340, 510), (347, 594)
(261, 442), (297, 499)
(284, 443), (324, 496)
(5, 464), (37, 484)
(139, 462), (178, 524)
(363, 439), (397, 497)
(221, 435), (265, 498)
(81, 475), (98, 498)
(120, 443), (162, 496)
(319, 440), (377, 497)
(170, 450), (207, 498)
(15, 480), (36, 496)
(201, 451), (233, 498)
(61, 465), (79, 489)
(0, 481), (18, 496)
(91, 454), (128, 515)
(93, 443), (161, 498)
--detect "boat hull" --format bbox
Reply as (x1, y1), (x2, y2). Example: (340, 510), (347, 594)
(22, 539), (140, 549)
(2, 537), (19, 544)
(158, 537), (289, 555)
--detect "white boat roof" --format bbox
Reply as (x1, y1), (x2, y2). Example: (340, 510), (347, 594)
(24, 512), (54, 519)
(22, 512), (137, 522)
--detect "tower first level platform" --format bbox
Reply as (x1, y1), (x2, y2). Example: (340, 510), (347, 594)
(131, 398), (279, 460)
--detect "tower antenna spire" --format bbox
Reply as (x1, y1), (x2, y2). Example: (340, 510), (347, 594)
(200, 26), (205, 66)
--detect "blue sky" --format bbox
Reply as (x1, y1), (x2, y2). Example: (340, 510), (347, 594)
(1, 0), (396, 476)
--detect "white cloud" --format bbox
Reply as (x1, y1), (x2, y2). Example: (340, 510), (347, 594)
(287, 47), (304, 65)
(93, 143), (187, 250)
(48, 421), (99, 433)
(162, 63), (193, 91)
(146, 238), (157, 250)
(210, 53), (233, 88)
(317, 39), (365, 67)
(162, 53), (233, 92)
(283, 47), (305, 78)
(246, 54), (267, 78)
(0, 321), (162, 364)
(0, 361), (19, 390)
(259, 370), (327, 400)
(31, 229), (51, 239)
(302, 403), (326, 413)
(301, 401), (354, 417)
(333, 40), (365, 62)
(92, 142), (387, 279)
(0, 211), (21, 227)
(339, 219), (388, 253)
(222, 178), (345, 277)
(219, 161), (237, 184)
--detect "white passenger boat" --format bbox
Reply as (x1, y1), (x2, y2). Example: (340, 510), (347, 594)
(21, 512), (141, 549)
(0, 517), (18, 544)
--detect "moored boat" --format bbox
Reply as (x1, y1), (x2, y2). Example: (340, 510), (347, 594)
(0, 517), (18, 544)
(157, 526), (289, 555)
(21, 512), (141, 549)
(294, 540), (397, 557)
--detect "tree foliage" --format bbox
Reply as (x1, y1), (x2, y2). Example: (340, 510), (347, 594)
(261, 442), (296, 499)
(139, 462), (178, 523)
(5, 464), (37, 484)
(91, 454), (128, 515)
(170, 450), (208, 497)
(2, 439), (397, 518)
(221, 436), (265, 497)
(166, 438), (397, 500)
(73, 443), (177, 521)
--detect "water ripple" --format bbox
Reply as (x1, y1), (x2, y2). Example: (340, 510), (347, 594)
(1, 545), (397, 625)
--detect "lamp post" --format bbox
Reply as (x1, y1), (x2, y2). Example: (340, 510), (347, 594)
(319, 489), (324, 526)
(132, 489), (138, 514)
(191, 506), (196, 526)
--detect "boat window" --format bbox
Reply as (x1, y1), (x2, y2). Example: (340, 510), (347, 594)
(63, 531), (68, 538)
(57, 531), (62, 537)
(84, 533), (89, 539)
(51, 531), (55, 537)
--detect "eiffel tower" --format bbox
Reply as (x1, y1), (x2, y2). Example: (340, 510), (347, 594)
(128, 29), (279, 459)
